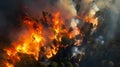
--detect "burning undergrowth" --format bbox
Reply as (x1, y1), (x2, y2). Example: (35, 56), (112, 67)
(0, 0), (120, 67)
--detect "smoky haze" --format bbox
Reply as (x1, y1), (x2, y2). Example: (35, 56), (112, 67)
(23, 0), (77, 22)
(94, 0), (120, 42)
(0, 0), (24, 49)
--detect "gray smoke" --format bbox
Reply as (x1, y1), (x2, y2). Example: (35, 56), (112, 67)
(73, 0), (120, 43)
(23, 0), (76, 21)
(95, 0), (120, 42)
(0, 0), (23, 49)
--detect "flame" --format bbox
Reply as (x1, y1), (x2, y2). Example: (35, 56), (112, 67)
(45, 12), (63, 59)
(84, 16), (98, 26)
(52, 12), (62, 33)
(69, 18), (81, 39)
(3, 48), (20, 67)
(3, 18), (44, 67)
(69, 27), (80, 39)
(84, 5), (99, 29)
(2, 1), (100, 67)
(14, 19), (44, 60)
(3, 12), (66, 67)
(3, 9), (98, 67)
(46, 45), (59, 59)
(5, 61), (15, 67)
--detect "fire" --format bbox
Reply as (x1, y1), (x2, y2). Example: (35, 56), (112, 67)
(84, 3), (99, 29)
(3, 8), (98, 67)
(84, 14), (98, 33)
(5, 62), (14, 67)
(3, 48), (20, 67)
(51, 12), (65, 42)
(84, 16), (98, 26)
(45, 12), (64, 58)
(46, 45), (59, 59)
(3, 17), (44, 67)
(13, 19), (44, 60)
(69, 18), (81, 39)
(69, 27), (80, 39)
(1, 0), (101, 67)
(3, 12), (66, 67)
(52, 12), (64, 36)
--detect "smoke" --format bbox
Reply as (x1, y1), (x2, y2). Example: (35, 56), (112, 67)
(23, 0), (76, 21)
(71, 46), (85, 57)
(95, 0), (120, 42)
(0, 11), (7, 35)
(0, 0), (23, 48)
(58, 0), (77, 18)
(73, 0), (120, 44)
(76, 0), (120, 43)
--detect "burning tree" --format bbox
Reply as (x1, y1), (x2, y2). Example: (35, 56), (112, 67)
(0, 0), (120, 67)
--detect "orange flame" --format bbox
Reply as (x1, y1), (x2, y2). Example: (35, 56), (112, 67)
(3, 10), (98, 66)
(84, 16), (98, 26)
(46, 45), (59, 59)
(69, 27), (80, 39)
(5, 62), (14, 67)
(3, 12), (67, 67)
